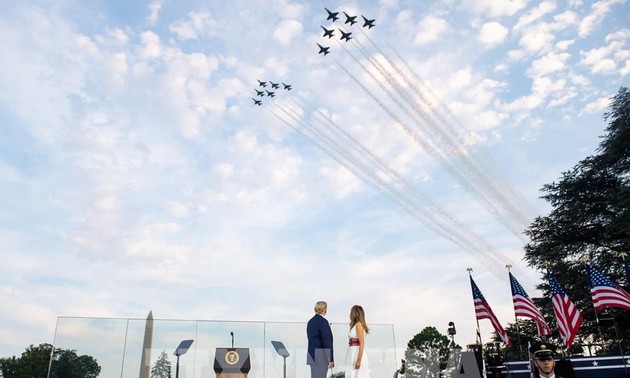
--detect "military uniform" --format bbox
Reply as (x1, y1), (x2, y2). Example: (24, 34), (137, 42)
(529, 342), (574, 378)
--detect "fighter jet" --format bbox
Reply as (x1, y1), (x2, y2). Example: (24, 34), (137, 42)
(265, 90), (275, 97)
(257, 79), (267, 87)
(362, 15), (375, 29)
(317, 43), (330, 55)
(255, 89), (264, 97)
(252, 98), (262, 106)
(339, 29), (352, 41)
(321, 25), (335, 39)
(325, 7), (339, 22)
(282, 83), (292, 90)
(344, 12), (357, 26)
(270, 81), (280, 89)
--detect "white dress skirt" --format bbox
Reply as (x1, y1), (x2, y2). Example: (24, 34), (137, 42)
(345, 325), (369, 378)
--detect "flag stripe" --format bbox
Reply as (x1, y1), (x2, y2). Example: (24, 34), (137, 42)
(509, 272), (552, 336)
(547, 272), (583, 351)
(470, 276), (511, 345)
(588, 265), (630, 312)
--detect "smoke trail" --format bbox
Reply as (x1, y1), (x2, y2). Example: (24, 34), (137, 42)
(338, 33), (531, 242)
(271, 95), (527, 281)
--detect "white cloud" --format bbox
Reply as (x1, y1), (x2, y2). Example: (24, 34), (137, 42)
(528, 52), (571, 76)
(279, 2), (305, 19)
(555, 39), (576, 50)
(139, 31), (161, 60)
(513, 0), (557, 32)
(578, 0), (625, 37)
(106, 28), (129, 46)
(414, 15), (449, 44)
(273, 19), (303, 45)
(478, 22), (509, 45)
(580, 39), (629, 75)
(553, 10), (579, 28)
(448, 67), (473, 89)
(169, 11), (220, 40)
(459, 0), (528, 16)
(513, 8), (578, 55)
(380, 0), (400, 8)
(148, 0), (161, 26)
(582, 95), (612, 114)
(169, 201), (190, 218)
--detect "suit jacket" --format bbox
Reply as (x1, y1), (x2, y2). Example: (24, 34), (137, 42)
(306, 314), (334, 365)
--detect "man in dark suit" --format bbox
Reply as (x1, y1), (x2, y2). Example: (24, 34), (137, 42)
(307, 301), (334, 378)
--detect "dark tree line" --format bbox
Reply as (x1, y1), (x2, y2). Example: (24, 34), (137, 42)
(0, 343), (101, 378)
(494, 87), (630, 356)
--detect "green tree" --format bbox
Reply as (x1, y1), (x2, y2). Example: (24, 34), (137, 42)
(493, 319), (542, 360)
(523, 87), (630, 353)
(151, 350), (172, 378)
(0, 343), (101, 378)
(405, 326), (454, 375)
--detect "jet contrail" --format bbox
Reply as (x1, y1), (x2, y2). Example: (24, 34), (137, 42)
(266, 91), (529, 282)
(336, 32), (534, 243)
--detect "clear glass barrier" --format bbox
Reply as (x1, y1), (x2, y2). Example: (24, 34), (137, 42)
(52, 316), (397, 378)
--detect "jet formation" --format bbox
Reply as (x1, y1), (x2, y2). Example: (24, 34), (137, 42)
(249, 7), (374, 105)
(317, 7), (375, 56)
(250, 79), (292, 105)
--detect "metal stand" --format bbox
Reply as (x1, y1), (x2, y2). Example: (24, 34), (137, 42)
(174, 339), (194, 378)
(271, 340), (290, 378)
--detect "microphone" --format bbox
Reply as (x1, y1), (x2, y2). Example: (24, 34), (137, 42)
(230, 331), (234, 348)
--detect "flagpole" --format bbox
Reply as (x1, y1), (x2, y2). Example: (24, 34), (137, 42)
(621, 251), (630, 285)
(617, 251), (630, 376)
(506, 264), (524, 358)
(467, 267), (486, 378)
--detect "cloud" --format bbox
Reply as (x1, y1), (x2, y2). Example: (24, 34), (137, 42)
(139, 31), (161, 60)
(513, 0), (557, 32)
(528, 52), (571, 76)
(459, 0), (527, 17)
(478, 22), (509, 46)
(512, 8), (578, 55)
(580, 30), (630, 75)
(273, 19), (303, 45)
(148, 0), (161, 26)
(578, 0), (625, 37)
(582, 95), (612, 114)
(169, 11), (220, 40)
(414, 15), (449, 44)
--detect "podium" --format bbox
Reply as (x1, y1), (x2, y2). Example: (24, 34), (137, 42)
(213, 348), (251, 378)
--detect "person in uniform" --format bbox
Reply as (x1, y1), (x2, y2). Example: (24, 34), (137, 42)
(530, 342), (574, 378)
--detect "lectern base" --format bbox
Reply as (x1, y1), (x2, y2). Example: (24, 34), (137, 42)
(216, 374), (247, 378)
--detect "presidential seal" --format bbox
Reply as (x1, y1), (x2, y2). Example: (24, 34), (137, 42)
(225, 350), (240, 365)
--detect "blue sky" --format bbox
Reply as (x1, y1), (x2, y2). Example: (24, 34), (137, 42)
(0, 0), (629, 360)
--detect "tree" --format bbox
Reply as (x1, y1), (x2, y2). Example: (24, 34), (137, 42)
(151, 350), (172, 378)
(404, 326), (454, 376)
(523, 87), (630, 353)
(0, 343), (101, 378)
(493, 319), (542, 360)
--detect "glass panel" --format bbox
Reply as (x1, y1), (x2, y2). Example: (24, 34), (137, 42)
(51, 317), (129, 377)
(51, 316), (397, 378)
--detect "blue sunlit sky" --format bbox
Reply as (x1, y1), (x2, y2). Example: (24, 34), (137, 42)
(1, 0), (628, 360)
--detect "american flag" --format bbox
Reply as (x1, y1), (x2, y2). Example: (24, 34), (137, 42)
(547, 272), (583, 351)
(469, 276), (510, 345)
(509, 272), (551, 335)
(625, 261), (630, 286)
(587, 264), (630, 312)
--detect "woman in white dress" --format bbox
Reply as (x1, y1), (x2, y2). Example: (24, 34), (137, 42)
(345, 305), (369, 378)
